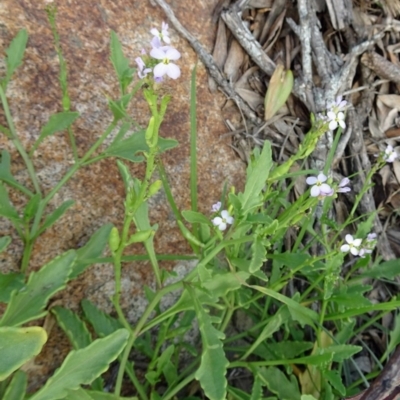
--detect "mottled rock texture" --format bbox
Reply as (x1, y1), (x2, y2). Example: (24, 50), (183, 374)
(0, 0), (245, 389)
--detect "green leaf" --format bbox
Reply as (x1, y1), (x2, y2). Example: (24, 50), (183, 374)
(301, 396), (318, 400)
(0, 272), (24, 303)
(33, 112), (80, 152)
(238, 141), (272, 214)
(250, 375), (262, 400)
(191, 288), (229, 400)
(0, 236), (11, 253)
(249, 236), (267, 273)
(258, 367), (301, 400)
(105, 130), (178, 162)
(71, 223), (113, 278)
(30, 329), (129, 400)
(4, 29), (28, 84)
(323, 370), (345, 396)
(0, 326), (47, 381)
(64, 388), (138, 400)
(382, 313), (400, 360)
(0, 151), (32, 196)
(359, 259), (400, 280)
(110, 31), (134, 93)
(0, 251), (76, 326)
(81, 299), (123, 337)
(37, 200), (75, 237)
(319, 345), (362, 362)
(23, 193), (41, 222)
(182, 210), (211, 225)
(3, 370), (27, 400)
(254, 341), (313, 360)
(0, 183), (21, 224)
(52, 306), (92, 349)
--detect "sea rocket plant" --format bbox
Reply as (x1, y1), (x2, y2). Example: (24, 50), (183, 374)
(383, 145), (398, 163)
(340, 234), (362, 256)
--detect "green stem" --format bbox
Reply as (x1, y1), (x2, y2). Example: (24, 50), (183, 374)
(0, 85), (41, 194)
(162, 372), (196, 400)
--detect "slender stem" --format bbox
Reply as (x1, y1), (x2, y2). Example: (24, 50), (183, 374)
(162, 372), (196, 400)
(115, 332), (136, 396)
(0, 85), (41, 194)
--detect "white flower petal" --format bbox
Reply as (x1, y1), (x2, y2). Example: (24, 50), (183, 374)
(166, 48), (181, 60)
(340, 244), (350, 252)
(310, 185), (320, 197)
(317, 173), (327, 183)
(306, 176), (318, 185)
(327, 111), (336, 120)
(339, 119), (346, 129)
(339, 178), (350, 187)
(329, 120), (338, 130)
(350, 247), (359, 256)
(218, 222), (227, 231)
(338, 112), (345, 120)
(353, 238), (362, 247)
(166, 63), (181, 79)
(163, 35), (171, 44)
(226, 216), (234, 225)
(345, 234), (354, 244)
(151, 28), (160, 37)
(150, 48), (166, 60)
(320, 183), (333, 194)
(212, 217), (222, 226)
(153, 63), (168, 78)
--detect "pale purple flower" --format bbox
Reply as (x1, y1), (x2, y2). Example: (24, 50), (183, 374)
(150, 21), (171, 44)
(337, 177), (351, 193)
(150, 47), (181, 80)
(383, 145), (398, 163)
(306, 173), (334, 197)
(211, 202), (222, 212)
(340, 234), (362, 256)
(367, 233), (377, 242)
(212, 210), (234, 231)
(151, 36), (162, 49)
(328, 96), (347, 112)
(135, 57), (152, 79)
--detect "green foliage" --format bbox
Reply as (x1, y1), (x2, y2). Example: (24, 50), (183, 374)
(3, 29), (28, 87)
(2, 370), (27, 400)
(0, 251), (76, 327)
(30, 329), (129, 400)
(0, 236), (11, 253)
(0, 327), (47, 381)
(0, 272), (24, 303)
(258, 367), (301, 400)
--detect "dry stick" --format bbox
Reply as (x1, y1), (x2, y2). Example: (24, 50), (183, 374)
(151, 0), (262, 126)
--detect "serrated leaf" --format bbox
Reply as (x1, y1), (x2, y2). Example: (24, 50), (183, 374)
(0, 251), (76, 327)
(323, 370), (345, 396)
(239, 141), (272, 214)
(0, 183), (21, 224)
(182, 210), (211, 225)
(33, 112), (80, 151)
(30, 329), (129, 400)
(249, 236), (267, 273)
(81, 299), (123, 337)
(23, 193), (41, 222)
(258, 367), (301, 400)
(0, 327), (47, 381)
(191, 287), (229, 400)
(4, 29), (28, 84)
(37, 200), (75, 237)
(254, 341), (313, 360)
(382, 313), (400, 360)
(0, 272), (24, 303)
(3, 370), (27, 400)
(52, 306), (92, 349)
(359, 259), (400, 280)
(71, 223), (113, 278)
(105, 130), (178, 162)
(319, 345), (362, 362)
(0, 236), (11, 253)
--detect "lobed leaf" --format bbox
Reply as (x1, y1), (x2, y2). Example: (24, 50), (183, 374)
(0, 272), (24, 303)
(0, 250), (76, 327)
(4, 29), (28, 84)
(30, 329), (129, 400)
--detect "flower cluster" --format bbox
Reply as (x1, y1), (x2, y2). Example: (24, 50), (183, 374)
(211, 202), (234, 231)
(327, 96), (347, 131)
(135, 22), (181, 81)
(340, 233), (377, 257)
(383, 145), (398, 163)
(306, 172), (351, 199)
